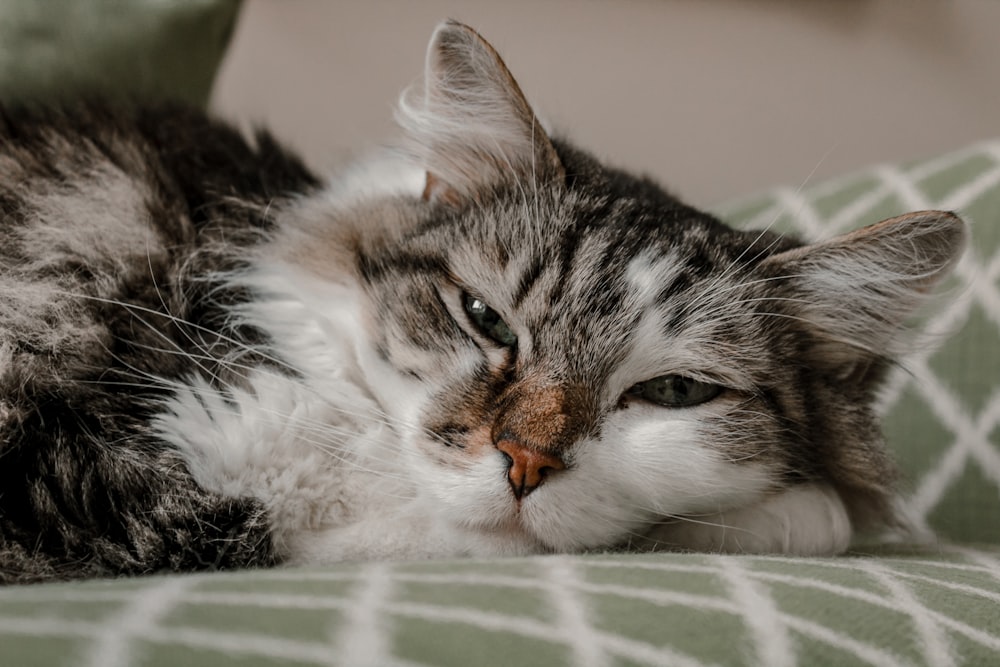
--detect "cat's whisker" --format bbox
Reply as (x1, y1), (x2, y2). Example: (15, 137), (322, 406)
(55, 288), (437, 440)
(52, 289), (300, 375)
(144, 243), (220, 370)
(704, 143), (834, 296)
(649, 513), (757, 534)
(704, 272), (811, 296)
(105, 369), (416, 486)
(571, 504), (757, 551)
(673, 271), (807, 327)
(685, 295), (813, 324)
(699, 308), (821, 329)
(674, 231), (789, 319)
(92, 350), (442, 477)
(110, 304), (228, 387)
(124, 340), (249, 377)
(262, 438), (415, 489)
(89, 351), (189, 395)
(722, 451), (770, 464)
(96, 370), (424, 467)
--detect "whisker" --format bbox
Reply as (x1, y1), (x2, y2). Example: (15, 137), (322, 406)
(52, 289), (298, 374)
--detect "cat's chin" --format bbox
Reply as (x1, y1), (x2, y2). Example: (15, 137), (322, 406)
(437, 485), (645, 554)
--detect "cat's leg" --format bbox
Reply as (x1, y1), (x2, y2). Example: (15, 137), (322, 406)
(638, 481), (852, 556)
(281, 506), (546, 564)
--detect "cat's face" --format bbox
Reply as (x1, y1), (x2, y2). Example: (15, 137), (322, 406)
(344, 21), (965, 550)
(358, 182), (802, 549)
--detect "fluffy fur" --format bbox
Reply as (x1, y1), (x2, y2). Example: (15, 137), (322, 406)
(0, 21), (966, 583)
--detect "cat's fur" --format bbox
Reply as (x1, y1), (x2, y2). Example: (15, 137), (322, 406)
(0, 21), (966, 583)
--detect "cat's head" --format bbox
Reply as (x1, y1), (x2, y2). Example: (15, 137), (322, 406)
(303, 21), (967, 552)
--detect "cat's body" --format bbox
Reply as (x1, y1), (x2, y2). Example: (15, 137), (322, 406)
(0, 22), (965, 583)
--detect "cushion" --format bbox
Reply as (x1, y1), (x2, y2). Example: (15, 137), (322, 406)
(0, 0), (242, 107)
(1, 547), (999, 665)
(1, 131), (998, 664)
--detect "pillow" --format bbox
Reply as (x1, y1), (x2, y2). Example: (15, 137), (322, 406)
(0, 0), (241, 107)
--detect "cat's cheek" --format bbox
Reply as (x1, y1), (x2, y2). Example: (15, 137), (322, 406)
(353, 338), (432, 427)
(354, 324), (485, 422)
(599, 409), (776, 515)
(513, 407), (780, 551)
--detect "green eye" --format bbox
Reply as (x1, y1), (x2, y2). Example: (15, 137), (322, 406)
(463, 294), (517, 347)
(627, 375), (722, 408)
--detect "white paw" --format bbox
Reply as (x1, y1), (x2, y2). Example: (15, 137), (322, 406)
(639, 482), (853, 556)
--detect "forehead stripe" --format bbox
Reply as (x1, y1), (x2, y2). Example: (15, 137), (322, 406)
(511, 256), (545, 308)
(360, 250), (447, 282)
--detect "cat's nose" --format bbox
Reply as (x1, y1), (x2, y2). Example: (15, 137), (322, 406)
(495, 438), (565, 500)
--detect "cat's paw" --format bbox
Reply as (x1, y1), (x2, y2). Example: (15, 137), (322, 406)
(281, 506), (547, 564)
(637, 482), (852, 556)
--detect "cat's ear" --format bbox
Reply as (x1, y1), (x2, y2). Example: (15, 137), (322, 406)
(397, 20), (565, 206)
(762, 211), (967, 369)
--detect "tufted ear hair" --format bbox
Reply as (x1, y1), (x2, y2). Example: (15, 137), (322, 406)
(396, 20), (565, 206)
(761, 211), (968, 371)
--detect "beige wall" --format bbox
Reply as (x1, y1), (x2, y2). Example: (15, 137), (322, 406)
(211, 0), (1000, 207)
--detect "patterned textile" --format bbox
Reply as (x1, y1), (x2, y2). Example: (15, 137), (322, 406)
(1, 548), (999, 666)
(1, 141), (998, 666)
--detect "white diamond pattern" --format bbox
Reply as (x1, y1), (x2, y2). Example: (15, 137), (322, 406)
(2, 550), (999, 666)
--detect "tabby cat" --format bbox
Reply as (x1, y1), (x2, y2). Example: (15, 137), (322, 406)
(0, 21), (966, 583)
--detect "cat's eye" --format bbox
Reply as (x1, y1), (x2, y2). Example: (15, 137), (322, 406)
(627, 375), (723, 408)
(463, 294), (517, 347)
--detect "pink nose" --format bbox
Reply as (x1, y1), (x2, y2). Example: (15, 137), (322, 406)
(495, 438), (565, 500)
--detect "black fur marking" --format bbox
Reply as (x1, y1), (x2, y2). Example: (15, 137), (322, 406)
(511, 256), (545, 308)
(659, 272), (692, 304)
(0, 103), (318, 583)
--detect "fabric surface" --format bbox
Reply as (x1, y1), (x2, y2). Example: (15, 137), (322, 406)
(0, 0), (242, 107)
(1, 547), (999, 666)
(0, 139), (998, 666)
(720, 139), (1000, 545)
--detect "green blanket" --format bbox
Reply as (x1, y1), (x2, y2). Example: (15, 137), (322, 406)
(2, 547), (999, 667)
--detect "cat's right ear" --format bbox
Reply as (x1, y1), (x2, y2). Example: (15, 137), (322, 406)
(396, 20), (565, 206)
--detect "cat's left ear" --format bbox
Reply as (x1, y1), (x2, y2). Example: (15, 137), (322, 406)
(397, 20), (565, 206)
(761, 210), (967, 368)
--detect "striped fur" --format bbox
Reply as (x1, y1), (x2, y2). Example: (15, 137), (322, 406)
(0, 22), (965, 582)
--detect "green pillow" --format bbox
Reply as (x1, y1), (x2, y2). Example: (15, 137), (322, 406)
(719, 141), (1000, 544)
(0, 0), (241, 107)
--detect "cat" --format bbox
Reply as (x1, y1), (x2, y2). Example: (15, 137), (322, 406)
(0, 20), (966, 583)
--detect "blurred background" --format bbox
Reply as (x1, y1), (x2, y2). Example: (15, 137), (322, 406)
(210, 0), (1000, 207)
